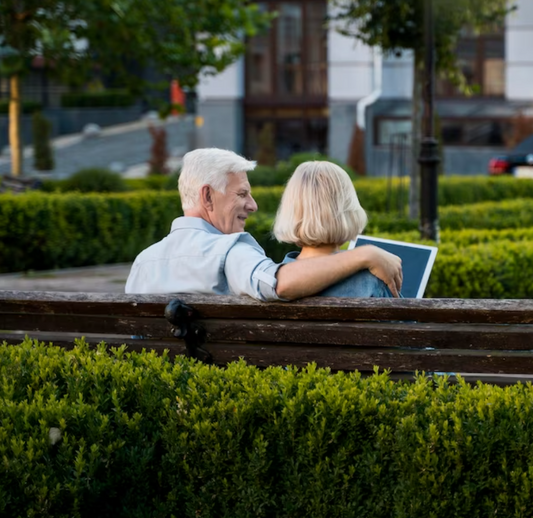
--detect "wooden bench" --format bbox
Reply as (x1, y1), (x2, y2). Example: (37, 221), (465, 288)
(1, 290), (533, 385)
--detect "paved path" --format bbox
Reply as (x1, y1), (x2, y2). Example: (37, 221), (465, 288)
(0, 264), (132, 293)
(0, 115), (194, 179)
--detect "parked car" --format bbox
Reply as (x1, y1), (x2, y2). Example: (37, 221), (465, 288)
(488, 135), (533, 176)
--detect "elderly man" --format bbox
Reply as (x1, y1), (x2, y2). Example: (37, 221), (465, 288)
(125, 148), (402, 300)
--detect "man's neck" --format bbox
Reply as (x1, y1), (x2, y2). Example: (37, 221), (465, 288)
(297, 244), (339, 260)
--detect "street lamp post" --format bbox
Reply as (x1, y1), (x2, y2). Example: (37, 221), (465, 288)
(418, 0), (440, 241)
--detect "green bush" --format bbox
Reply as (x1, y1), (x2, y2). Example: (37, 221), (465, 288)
(61, 168), (128, 193)
(366, 198), (533, 234)
(426, 240), (533, 298)
(60, 90), (135, 108)
(32, 111), (55, 171)
(39, 174), (533, 214)
(247, 165), (288, 187)
(41, 171), (180, 193)
(0, 191), (181, 272)
(0, 99), (42, 114)
(3, 339), (533, 518)
(126, 171), (180, 191)
(382, 227), (533, 248)
(248, 153), (357, 187)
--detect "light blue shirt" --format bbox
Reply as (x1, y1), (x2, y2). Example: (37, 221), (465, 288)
(283, 251), (393, 298)
(125, 217), (282, 301)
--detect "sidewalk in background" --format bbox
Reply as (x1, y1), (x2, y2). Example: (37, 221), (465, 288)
(0, 115), (194, 179)
(0, 264), (132, 293)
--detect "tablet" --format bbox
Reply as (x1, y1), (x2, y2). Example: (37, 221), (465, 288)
(348, 236), (438, 298)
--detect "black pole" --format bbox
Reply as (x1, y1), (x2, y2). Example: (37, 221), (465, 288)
(418, 0), (440, 241)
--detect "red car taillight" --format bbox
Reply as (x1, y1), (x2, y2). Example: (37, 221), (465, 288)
(488, 158), (509, 175)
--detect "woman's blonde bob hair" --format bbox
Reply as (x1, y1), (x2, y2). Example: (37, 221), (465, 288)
(273, 161), (367, 247)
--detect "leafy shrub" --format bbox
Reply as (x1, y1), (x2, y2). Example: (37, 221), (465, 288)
(3, 340), (533, 517)
(425, 240), (533, 298)
(277, 151), (357, 179)
(126, 172), (179, 191)
(247, 165), (288, 187)
(32, 111), (55, 171)
(60, 90), (135, 108)
(39, 174), (533, 214)
(382, 227), (533, 248)
(0, 191), (180, 272)
(62, 168), (128, 193)
(255, 122), (276, 166)
(366, 198), (533, 234)
(42, 172), (181, 193)
(0, 99), (42, 114)
(248, 153), (356, 187)
(147, 126), (169, 175)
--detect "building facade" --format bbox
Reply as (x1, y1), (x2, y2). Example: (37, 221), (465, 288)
(197, 0), (533, 175)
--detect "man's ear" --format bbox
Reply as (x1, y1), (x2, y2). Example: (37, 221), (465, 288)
(200, 185), (214, 211)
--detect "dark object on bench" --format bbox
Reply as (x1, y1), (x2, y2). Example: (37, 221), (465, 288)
(1, 290), (533, 385)
(0, 174), (43, 194)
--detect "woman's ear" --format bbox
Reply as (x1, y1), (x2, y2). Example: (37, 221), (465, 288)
(200, 185), (214, 211)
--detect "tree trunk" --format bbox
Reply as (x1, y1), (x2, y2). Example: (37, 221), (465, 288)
(409, 53), (424, 220)
(9, 74), (23, 177)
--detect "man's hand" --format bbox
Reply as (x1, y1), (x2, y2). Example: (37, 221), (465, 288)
(365, 245), (403, 297)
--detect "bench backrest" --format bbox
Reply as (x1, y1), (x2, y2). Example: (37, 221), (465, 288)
(1, 290), (533, 384)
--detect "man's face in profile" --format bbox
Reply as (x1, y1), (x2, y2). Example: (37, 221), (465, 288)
(210, 172), (258, 234)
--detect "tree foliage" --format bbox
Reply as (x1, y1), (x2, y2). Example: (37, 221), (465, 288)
(0, 0), (272, 175)
(0, 0), (272, 88)
(330, 0), (514, 79)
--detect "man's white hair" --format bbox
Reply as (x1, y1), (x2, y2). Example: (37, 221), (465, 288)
(178, 148), (257, 210)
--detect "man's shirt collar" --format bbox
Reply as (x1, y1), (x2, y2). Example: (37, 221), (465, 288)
(171, 216), (223, 235)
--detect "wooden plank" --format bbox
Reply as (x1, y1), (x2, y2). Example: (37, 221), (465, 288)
(0, 314), (171, 337)
(3, 314), (532, 351)
(202, 319), (533, 350)
(206, 343), (533, 374)
(4, 331), (533, 375)
(1, 291), (533, 324)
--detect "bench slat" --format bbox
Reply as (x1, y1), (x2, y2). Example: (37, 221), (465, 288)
(207, 342), (533, 374)
(2, 314), (532, 351)
(1, 291), (533, 324)
(3, 331), (533, 375)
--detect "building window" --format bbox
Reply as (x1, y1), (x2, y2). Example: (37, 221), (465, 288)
(245, 1), (327, 100)
(436, 29), (505, 98)
(245, 0), (328, 161)
(375, 117), (509, 147)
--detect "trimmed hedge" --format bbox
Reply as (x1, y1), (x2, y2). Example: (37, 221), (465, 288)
(40, 173), (180, 193)
(0, 99), (42, 114)
(3, 339), (533, 518)
(39, 176), (533, 212)
(382, 227), (533, 248)
(426, 241), (533, 298)
(0, 191), (181, 273)
(366, 198), (533, 234)
(61, 168), (128, 193)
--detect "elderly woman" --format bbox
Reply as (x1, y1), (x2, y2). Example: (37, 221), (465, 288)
(273, 161), (393, 298)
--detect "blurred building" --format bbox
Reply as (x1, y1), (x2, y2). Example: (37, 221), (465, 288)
(197, 0), (533, 175)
